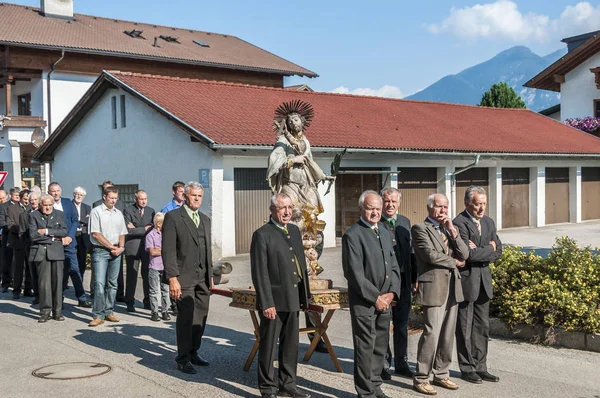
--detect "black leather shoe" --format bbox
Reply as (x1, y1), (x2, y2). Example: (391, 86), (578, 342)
(151, 312), (160, 322)
(53, 315), (65, 321)
(477, 371), (500, 382)
(278, 388), (311, 398)
(315, 341), (328, 353)
(461, 371), (483, 384)
(78, 300), (92, 308)
(126, 304), (136, 312)
(176, 362), (197, 374)
(394, 365), (415, 378)
(381, 369), (392, 381)
(190, 354), (209, 366)
(32, 297), (40, 305)
(23, 289), (35, 297)
(162, 312), (171, 321)
(38, 315), (51, 323)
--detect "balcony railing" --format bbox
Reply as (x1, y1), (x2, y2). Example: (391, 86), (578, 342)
(1, 115), (46, 129)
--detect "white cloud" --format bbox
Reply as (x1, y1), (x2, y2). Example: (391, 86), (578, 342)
(428, 1), (600, 43)
(331, 85), (404, 98)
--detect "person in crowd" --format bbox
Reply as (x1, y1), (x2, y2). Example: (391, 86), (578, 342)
(453, 186), (502, 384)
(380, 187), (417, 380)
(72, 187), (92, 288)
(162, 181), (212, 374)
(48, 182), (91, 308)
(88, 186), (127, 327)
(20, 191), (40, 304)
(412, 193), (468, 395)
(251, 193), (311, 398)
(145, 212), (170, 322)
(343, 190), (400, 398)
(92, 181), (125, 302)
(0, 187), (19, 292)
(7, 189), (31, 299)
(123, 190), (155, 312)
(161, 181), (185, 213)
(29, 194), (67, 323)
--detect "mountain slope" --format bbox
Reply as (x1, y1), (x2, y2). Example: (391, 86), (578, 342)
(406, 46), (567, 112)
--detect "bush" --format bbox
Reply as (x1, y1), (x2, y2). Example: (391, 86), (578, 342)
(490, 237), (600, 334)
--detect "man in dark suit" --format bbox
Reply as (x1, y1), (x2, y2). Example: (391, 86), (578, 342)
(123, 190), (155, 312)
(453, 186), (502, 384)
(48, 182), (91, 308)
(343, 190), (401, 398)
(20, 191), (40, 304)
(412, 193), (469, 396)
(0, 187), (19, 292)
(162, 181), (213, 374)
(250, 193), (311, 398)
(380, 187), (417, 379)
(29, 194), (68, 322)
(93, 181), (126, 301)
(72, 187), (92, 285)
(7, 189), (32, 299)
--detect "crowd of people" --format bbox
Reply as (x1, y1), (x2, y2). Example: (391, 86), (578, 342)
(0, 179), (502, 398)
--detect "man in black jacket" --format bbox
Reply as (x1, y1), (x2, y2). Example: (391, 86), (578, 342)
(453, 186), (502, 384)
(29, 194), (67, 322)
(123, 190), (155, 312)
(0, 187), (19, 292)
(20, 191), (40, 304)
(343, 190), (401, 398)
(162, 181), (212, 374)
(380, 187), (417, 379)
(250, 193), (311, 398)
(7, 189), (31, 299)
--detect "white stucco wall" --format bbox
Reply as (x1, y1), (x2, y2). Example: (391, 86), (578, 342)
(561, 52), (600, 120)
(46, 72), (98, 133)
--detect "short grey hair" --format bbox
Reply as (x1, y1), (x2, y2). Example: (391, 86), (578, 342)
(270, 193), (291, 208)
(427, 193), (448, 209)
(464, 186), (486, 205)
(30, 186), (42, 196)
(73, 186), (87, 196)
(153, 212), (165, 225)
(380, 187), (402, 200)
(29, 191), (40, 200)
(184, 181), (204, 195)
(358, 190), (381, 208)
(40, 194), (54, 205)
(134, 189), (146, 199)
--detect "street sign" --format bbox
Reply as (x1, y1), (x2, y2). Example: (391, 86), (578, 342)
(0, 171), (7, 187)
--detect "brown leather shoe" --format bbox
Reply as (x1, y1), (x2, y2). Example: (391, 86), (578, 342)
(105, 314), (120, 322)
(432, 377), (459, 390)
(413, 382), (437, 395)
(88, 318), (105, 327)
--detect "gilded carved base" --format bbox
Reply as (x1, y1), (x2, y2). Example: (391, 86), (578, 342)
(230, 287), (348, 310)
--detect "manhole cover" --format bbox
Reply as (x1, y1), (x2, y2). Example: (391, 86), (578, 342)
(32, 362), (111, 380)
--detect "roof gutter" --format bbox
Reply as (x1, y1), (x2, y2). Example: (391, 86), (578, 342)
(103, 72), (216, 146)
(0, 41), (318, 78)
(209, 145), (600, 159)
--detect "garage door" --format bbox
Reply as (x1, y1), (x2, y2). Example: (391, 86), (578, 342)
(545, 168), (569, 224)
(234, 168), (272, 254)
(502, 168), (530, 228)
(455, 168), (489, 216)
(397, 168), (438, 227)
(336, 168), (384, 236)
(582, 167), (600, 220)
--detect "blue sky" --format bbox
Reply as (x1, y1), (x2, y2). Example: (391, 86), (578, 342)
(9, 0), (600, 97)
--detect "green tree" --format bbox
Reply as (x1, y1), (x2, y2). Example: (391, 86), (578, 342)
(480, 82), (526, 108)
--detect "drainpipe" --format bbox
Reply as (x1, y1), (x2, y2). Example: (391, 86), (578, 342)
(46, 49), (65, 134)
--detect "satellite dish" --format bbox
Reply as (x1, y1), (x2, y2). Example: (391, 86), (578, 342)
(31, 127), (46, 148)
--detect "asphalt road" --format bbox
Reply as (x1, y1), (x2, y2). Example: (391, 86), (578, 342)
(1, 221), (600, 397)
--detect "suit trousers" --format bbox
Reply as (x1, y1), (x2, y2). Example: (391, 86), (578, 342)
(415, 277), (458, 384)
(175, 281), (210, 364)
(1, 244), (13, 288)
(117, 255), (125, 298)
(26, 247), (38, 297)
(258, 310), (299, 394)
(75, 234), (89, 280)
(384, 274), (412, 371)
(62, 246), (86, 301)
(456, 283), (490, 373)
(36, 259), (63, 317)
(351, 308), (391, 397)
(125, 254), (150, 306)
(12, 248), (32, 294)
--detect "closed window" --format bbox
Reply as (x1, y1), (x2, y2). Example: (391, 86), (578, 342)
(120, 95), (126, 128)
(595, 99), (600, 118)
(18, 93), (31, 116)
(111, 96), (117, 129)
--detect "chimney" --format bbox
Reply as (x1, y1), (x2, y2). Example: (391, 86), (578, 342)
(41, 0), (74, 20)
